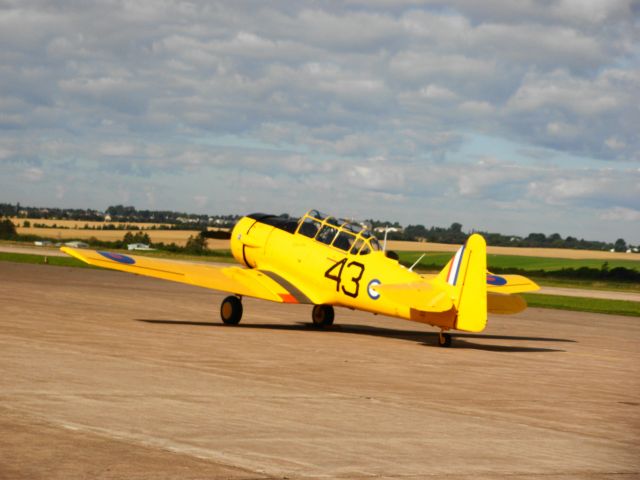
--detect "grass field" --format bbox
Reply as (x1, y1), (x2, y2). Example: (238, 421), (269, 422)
(397, 252), (640, 272)
(387, 239), (639, 260)
(0, 249), (235, 267)
(0, 252), (93, 268)
(523, 293), (640, 317)
(399, 251), (640, 291)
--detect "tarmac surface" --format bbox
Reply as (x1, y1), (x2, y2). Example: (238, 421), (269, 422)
(1, 262), (639, 479)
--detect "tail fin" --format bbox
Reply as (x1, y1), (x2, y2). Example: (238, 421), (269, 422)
(436, 234), (487, 332)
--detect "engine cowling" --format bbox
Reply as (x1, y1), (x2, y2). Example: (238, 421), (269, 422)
(230, 215), (276, 268)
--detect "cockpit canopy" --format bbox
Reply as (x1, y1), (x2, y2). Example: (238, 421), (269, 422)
(295, 209), (381, 255)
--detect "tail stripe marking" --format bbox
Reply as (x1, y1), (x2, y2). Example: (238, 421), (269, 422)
(447, 245), (465, 286)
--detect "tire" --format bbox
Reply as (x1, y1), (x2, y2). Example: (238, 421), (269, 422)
(312, 305), (334, 328)
(438, 332), (452, 348)
(221, 296), (243, 325)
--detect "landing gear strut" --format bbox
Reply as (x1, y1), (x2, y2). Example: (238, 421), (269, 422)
(438, 331), (452, 348)
(221, 295), (243, 325)
(312, 305), (334, 328)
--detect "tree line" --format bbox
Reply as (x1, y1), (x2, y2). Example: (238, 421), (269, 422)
(1, 202), (636, 253)
(370, 220), (635, 253)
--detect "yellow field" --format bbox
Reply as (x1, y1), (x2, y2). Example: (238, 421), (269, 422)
(16, 227), (203, 246)
(10, 217), (173, 229)
(11, 217), (231, 246)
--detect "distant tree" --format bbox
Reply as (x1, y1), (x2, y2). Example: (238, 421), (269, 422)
(548, 233), (562, 242)
(185, 233), (207, 254)
(403, 224), (429, 241)
(450, 222), (462, 233)
(526, 233), (547, 247)
(0, 217), (17, 239)
(614, 238), (627, 252)
(23, 220), (31, 228)
(106, 205), (137, 218)
(123, 231), (151, 245)
(565, 236), (578, 248)
(526, 232), (546, 242)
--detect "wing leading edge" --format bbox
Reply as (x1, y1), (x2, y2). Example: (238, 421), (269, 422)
(61, 247), (309, 304)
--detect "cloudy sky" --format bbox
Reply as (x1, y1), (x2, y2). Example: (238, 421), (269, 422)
(1, 1), (639, 242)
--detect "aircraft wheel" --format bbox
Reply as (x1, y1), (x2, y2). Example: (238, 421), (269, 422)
(221, 296), (243, 325)
(438, 332), (452, 348)
(312, 305), (334, 328)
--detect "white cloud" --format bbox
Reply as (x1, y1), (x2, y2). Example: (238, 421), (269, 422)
(507, 70), (620, 116)
(1, 1), (639, 242)
(22, 167), (44, 182)
(98, 143), (137, 157)
(418, 84), (458, 101)
(605, 136), (626, 151)
(459, 100), (494, 116)
(599, 206), (640, 222)
(347, 157), (405, 191)
(547, 122), (579, 139)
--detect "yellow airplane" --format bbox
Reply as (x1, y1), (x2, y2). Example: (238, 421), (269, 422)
(62, 209), (539, 347)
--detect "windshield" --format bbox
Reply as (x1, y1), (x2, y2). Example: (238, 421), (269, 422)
(297, 209), (380, 255)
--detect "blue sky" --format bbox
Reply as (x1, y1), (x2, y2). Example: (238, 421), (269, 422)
(1, 1), (639, 242)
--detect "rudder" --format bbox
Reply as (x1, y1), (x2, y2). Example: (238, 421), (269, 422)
(436, 234), (488, 332)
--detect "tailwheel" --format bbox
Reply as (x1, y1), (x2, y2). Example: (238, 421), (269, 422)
(220, 295), (243, 325)
(312, 305), (334, 328)
(438, 331), (452, 348)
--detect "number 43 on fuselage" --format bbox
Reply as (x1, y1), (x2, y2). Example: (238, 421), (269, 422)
(62, 209), (539, 347)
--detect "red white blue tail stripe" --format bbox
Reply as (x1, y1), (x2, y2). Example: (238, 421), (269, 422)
(446, 245), (465, 286)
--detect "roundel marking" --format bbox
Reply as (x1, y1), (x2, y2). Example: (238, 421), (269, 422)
(98, 251), (136, 265)
(368, 279), (381, 300)
(486, 274), (507, 286)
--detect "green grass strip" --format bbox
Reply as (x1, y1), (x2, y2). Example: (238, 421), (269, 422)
(397, 251), (640, 271)
(523, 293), (640, 317)
(0, 251), (93, 268)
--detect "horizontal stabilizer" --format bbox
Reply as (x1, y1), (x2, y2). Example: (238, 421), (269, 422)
(488, 293), (527, 314)
(486, 273), (539, 294)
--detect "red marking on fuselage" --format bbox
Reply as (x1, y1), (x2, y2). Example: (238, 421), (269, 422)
(279, 293), (299, 304)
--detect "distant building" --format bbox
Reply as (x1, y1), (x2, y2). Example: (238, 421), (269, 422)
(64, 241), (89, 248)
(127, 243), (154, 251)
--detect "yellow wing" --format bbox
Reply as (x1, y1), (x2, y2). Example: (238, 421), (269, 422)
(61, 247), (311, 304)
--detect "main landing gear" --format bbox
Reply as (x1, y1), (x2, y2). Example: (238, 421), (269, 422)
(220, 295), (243, 325)
(438, 330), (452, 348)
(220, 297), (336, 329)
(312, 304), (334, 328)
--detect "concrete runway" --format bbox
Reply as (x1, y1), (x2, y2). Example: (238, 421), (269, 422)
(1, 262), (639, 479)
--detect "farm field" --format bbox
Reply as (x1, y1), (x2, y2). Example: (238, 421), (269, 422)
(387, 239), (639, 260)
(15, 226), (204, 246)
(9, 217), (174, 229)
(397, 251), (640, 272)
(9, 222), (639, 260)
(7, 217), (638, 260)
